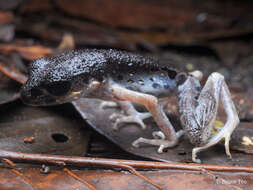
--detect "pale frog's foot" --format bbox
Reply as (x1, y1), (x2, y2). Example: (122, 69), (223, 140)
(192, 126), (234, 164)
(99, 101), (118, 110)
(100, 101), (152, 130)
(132, 130), (184, 153)
(110, 112), (151, 130)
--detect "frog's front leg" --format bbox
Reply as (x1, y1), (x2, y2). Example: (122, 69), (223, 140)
(100, 101), (118, 109)
(110, 101), (152, 130)
(178, 72), (239, 163)
(100, 101), (152, 130)
(110, 85), (183, 149)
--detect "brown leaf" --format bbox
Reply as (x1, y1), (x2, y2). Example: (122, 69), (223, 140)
(16, 16), (136, 50)
(0, 12), (14, 25)
(53, 0), (253, 30)
(72, 91), (253, 165)
(0, 167), (251, 190)
(24, 137), (35, 144)
(0, 60), (27, 84)
(0, 72), (20, 104)
(19, 0), (253, 47)
(0, 102), (90, 155)
(0, 44), (52, 60)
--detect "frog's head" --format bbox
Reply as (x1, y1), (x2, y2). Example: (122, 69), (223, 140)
(21, 51), (103, 106)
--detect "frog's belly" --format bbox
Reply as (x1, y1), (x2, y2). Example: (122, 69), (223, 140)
(113, 73), (177, 98)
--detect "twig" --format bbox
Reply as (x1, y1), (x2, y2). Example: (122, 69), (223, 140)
(0, 61), (27, 84)
(0, 149), (252, 173)
(0, 150), (164, 190)
(64, 168), (98, 190)
(1, 158), (36, 190)
(10, 169), (36, 190)
(1, 158), (16, 167)
(113, 164), (165, 190)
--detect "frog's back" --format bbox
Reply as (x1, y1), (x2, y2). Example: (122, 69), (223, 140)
(45, 49), (172, 77)
(59, 49), (162, 79)
(101, 49), (179, 97)
(51, 49), (179, 97)
(42, 49), (161, 81)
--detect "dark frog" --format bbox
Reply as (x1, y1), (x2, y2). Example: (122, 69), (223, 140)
(21, 49), (239, 163)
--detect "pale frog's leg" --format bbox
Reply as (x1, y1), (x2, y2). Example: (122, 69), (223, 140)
(99, 101), (118, 109)
(190, 72), (239, 163)
(110, 101), (151, 130)
(111, 99), (172, 130)
(110, 85), (183, 149)
(132, 130), (184, 153)
(100, 100), (152, 130)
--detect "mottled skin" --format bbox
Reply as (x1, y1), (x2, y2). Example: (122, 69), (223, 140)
(21, 49), (179, 105)
(21, 49), (239, 163)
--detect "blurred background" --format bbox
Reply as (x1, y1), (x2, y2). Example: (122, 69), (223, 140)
(1, 0), (253, 156)
(0, 1), (253, 189)
(1, 0), (253, 157)
(1, 0), (253, 88)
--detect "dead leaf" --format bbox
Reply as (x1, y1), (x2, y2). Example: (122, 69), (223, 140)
(0, 44), (52, 60)
(0, 72), (20, 104)
(0, 12), (14, 25)
(0, 102), (90, 155)
(0, 61), (27, 84)
(72, 96), (253, 165)
(0, 167), (251, 190)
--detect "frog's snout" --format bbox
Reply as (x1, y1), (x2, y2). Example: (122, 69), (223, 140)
(20, 84), (48, 106)
(20, 85), (33, 104)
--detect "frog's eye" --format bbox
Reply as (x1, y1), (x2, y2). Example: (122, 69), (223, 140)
(31, 88), (43, 97)
(45, 81), (71, 96)
(167, 70), (177, 79)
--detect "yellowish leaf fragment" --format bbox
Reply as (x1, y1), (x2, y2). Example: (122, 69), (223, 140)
(242, 136), (253, 146)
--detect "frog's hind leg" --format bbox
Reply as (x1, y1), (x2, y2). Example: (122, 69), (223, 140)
(190, 72), (239, 163)
(110, 85), (183, 149)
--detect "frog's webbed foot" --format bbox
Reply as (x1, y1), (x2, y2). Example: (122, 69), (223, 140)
(180, 72), (239, 163)
(110, 101), (151, 130)
(110, 85), (179, 147)
(132, 130), (184, 153)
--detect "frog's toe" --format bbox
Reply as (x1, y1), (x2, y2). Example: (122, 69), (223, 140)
(109, 113), (123, 121)
(152, 131), (166, 140)
(113, 115), (146, 130)
(157, 144), (166, 153)
(112, 112), (151, 130)
(132, 137), (145, 148)
(100, 101), (118, 110)
(225, 135), (232, 158)
(194, 158), (202, 164)
(132, 133), (166, 148)
(192, 147), (202, 163)
(132, 135), (178, 152)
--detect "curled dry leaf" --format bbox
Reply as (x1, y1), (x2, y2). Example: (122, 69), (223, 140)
(0, 72), (20, 104)
(0, 24), (15, 42)
(57, 33), (75, 51)
(54, 0), (253, 30)
(0, 12), (14, 25)
(24, 136), (35, 144)
(0, 0), (24, 11)
(0, 61), (27, 84)
(0, 44), (52, 60)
